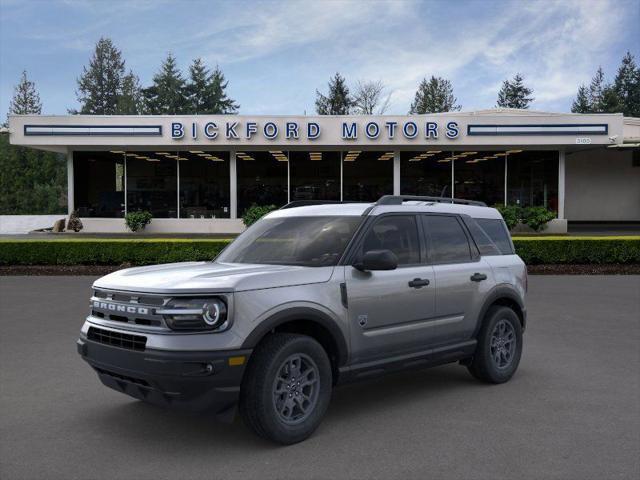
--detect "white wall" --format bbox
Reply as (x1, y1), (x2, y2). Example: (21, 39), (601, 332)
(0, 215), (66, 234)
(565, 149), (640, 221)
(81, 218), (244, 234)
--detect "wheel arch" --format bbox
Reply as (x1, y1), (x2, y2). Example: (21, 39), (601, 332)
(474, 285), (526, 337)
(241, 307), (349, 380)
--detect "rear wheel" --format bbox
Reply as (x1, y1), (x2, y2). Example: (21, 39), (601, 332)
(239, 333), (332, 444)
(468, 306), (522, 383)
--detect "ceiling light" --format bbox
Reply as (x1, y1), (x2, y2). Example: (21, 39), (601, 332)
(134, 156), (148, 159)
(146, 158), (161, 162)
(110, 150), (125, 154)
(437, 159), (451, 163)
(156, 152), (170, 156)
(427, 150), (442, 154)
(189, 150), (204, 154)
(507, 149), (523, 154)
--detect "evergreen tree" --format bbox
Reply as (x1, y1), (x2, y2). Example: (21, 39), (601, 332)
(117, 70), (144, 115)
(74, 37), (126, 114)
(588, 66), (607, 112)
(409, 76), (461, 114)
(315, 73), (353, 115)
(496, 73), (534, 109)
(185, 59), (239, 114)
(571, 85), (591, 113)
(613, 51), (640, 117)
(143, 53), (188, 114)
(8, 70), (42, 116)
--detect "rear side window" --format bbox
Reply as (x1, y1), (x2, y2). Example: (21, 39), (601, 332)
(476, 218), (514, 255)
(424, 215), (472, 264)
(360, 215), (420, 265)
(462, 217), (501, 256)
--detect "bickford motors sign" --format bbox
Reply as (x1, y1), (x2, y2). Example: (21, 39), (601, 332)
(171, 119), (461, 141)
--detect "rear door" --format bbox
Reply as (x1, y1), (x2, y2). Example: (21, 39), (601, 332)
(422, 214), (493, 346)
(345, 214), (436, 363)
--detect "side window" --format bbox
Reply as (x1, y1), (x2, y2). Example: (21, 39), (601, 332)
(476, 218), (514, 255)
(462, 217), (501, 256)
(424, 215), (472, 264)
(360, 215), (420, 265)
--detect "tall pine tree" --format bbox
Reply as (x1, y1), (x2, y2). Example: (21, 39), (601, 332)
(8, 70), (42, 116)
(588, 67), (607, 112)
(571, 85), (590, 113)
(613, 51), (640, 117)
(409, 76), (461, 114)
(74, 37), (126, 114)
(185, 59), (239, 114)
(496, 74), (534, 109)
(143, 53), (188, 114)
(315, 73), (353, 115)
(117, 70), (144, 115)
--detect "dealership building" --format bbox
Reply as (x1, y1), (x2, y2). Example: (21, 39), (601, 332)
(8, 109), (640, 234)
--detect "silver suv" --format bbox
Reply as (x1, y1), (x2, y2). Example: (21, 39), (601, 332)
(77, 195), (527, 444)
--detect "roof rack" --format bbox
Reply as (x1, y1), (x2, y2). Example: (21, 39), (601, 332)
(375, 195), (487, 207)
(279, 200), (366, 210)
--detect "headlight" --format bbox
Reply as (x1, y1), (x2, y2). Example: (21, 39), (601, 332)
(159, 297), (228, 331)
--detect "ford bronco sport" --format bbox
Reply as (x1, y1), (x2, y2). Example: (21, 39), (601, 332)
(77, 195), (527, 444)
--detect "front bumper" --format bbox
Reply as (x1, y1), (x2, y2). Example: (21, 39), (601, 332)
(77, 336), (251, 418)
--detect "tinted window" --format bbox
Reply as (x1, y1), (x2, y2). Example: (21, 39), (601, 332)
(360, 216), (420, 265)
(217, 216), (361, 267)
(477, 218), (514, 254)
(462, 217), (501, 256)
(424, 216), (472, 263)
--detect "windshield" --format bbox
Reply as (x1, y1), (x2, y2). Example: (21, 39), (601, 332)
(217, 216), (362, 267)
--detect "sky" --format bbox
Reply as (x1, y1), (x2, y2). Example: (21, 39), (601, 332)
(0, 0), (638, 119)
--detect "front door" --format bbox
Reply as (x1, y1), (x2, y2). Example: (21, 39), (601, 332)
(345, 214), (436, 363)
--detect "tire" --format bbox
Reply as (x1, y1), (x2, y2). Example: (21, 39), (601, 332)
(467, 306), (523, 384)
(239, 333), (332, 444)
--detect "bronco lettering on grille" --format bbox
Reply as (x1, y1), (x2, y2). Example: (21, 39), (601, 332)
(93, 301), (149, 315)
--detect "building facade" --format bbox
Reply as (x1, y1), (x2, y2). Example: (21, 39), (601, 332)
(8, 110), (640, 233)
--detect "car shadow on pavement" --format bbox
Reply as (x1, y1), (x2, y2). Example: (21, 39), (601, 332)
(80, 363), (486, 451)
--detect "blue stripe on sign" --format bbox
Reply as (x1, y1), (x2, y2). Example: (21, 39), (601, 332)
(467, 124), (608, 136)
(24, 125), (163, 136)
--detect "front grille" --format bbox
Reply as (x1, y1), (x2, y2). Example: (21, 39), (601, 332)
(87, 326), (147, 351)
(90, 288), (169, 330)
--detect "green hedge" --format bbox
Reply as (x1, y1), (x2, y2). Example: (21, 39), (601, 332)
(0, 237), (639, 266)
(0, 239), (230, 266)
(512, 237), (640, 265)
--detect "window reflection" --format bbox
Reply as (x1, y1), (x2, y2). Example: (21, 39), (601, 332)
(401, 151), (453, 197)
(126, 152), (177, 218)
(73, 151), (125, 218)
(237, 150), (288, 215)
(507, 150), (558, 212)
(178, 151), (230, 218)
(454, 151), (505, 206)
(289, 151), (340, 201)
(343, 150), (393, 202)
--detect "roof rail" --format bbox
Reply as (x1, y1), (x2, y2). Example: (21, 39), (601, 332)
(279, 200), (365, 210)
(376, 195), (487, 207)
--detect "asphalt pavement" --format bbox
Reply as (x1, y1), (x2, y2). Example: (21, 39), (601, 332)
(1, 275), (638, 480)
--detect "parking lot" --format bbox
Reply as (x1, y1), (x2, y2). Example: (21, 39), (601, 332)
(1, 275), (638, 480)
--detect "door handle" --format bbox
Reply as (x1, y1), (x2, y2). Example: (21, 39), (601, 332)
(408, 278), (430, 288)
(470, 273), (487, 282)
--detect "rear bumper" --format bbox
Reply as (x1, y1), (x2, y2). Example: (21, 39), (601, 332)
(77, 336), (251, 417)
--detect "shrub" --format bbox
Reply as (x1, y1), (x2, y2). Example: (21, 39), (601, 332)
(242, 204), (277, 227)
(0, 239), (231, 266)
(125, 211), (153, 232)
(66, 210), (83, 232)
(521, 206), (556, 232)
(494, 204), (520, 230)
(0, 237), (638, 267)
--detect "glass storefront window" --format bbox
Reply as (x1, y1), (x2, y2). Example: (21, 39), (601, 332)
(343, 150), (394, 202)
(454, 151), (505, 206)
(126, 152), (177, 218)
(400, 150), (453, 197)
(178, 151), (230, 218)
(289, 151), (340, 201)
(237, 150), (288, 215)
(507, 150), (558, 212)
(73, 151), (125, 217)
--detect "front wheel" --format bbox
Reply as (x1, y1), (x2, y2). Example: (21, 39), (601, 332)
(467, 306), (523, 384)
(239, 333), (332, 444)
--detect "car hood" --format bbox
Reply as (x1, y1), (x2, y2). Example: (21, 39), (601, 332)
(92, 261), (335, 294)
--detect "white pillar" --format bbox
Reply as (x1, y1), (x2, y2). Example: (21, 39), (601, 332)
(66, 149), (74, 216)
(393, 150), (400, 195)
(230, 150), (237, 219)
(504, 153), (508, 205)
(558, 149), (566, 219)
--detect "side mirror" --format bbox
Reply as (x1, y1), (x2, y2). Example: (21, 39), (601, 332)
(354, 249), (398, 272)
